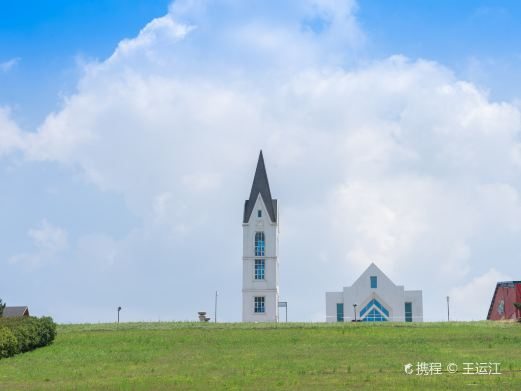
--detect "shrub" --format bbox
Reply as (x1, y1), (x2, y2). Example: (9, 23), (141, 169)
(36, 317), (57, 347)
(0, 316), (57, 359)
(0, 327), (18, 358)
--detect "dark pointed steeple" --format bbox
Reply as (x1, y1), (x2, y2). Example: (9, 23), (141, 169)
(243, 150), (277, 223)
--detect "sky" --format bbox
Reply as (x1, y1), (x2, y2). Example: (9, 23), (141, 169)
(1, 0), (521, 323)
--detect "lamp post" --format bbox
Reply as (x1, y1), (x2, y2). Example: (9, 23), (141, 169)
(353, 303), (358, 322)
(117, 306), (122, 324)
(446, 296), (450, 322)
(214, 291), (218, 323)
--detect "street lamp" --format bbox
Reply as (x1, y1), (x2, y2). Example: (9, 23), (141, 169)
(353, 303), (358, 322)
(446, 296), (450, 322)
(117, 306), (122, 324)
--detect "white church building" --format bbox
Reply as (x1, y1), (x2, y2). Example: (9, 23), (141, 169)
(326, 263), (423, 322)
(242, 151), (279, 322)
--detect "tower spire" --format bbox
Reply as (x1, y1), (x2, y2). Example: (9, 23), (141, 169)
(243, 150), (277, 223)
(242, 150), (280, 323)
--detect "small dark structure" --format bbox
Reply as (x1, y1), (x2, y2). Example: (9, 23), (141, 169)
(487, 281), (521, 320)
(2, 306), (30, 318)
(198, 311), (210, 322)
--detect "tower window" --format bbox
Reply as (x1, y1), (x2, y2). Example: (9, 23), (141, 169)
(258, 210), (262, 218)
(370, 276), (377, 289)
(255, 232), (265, 256)
(255, 259), (265, 280)
(254, 296), (265, 313)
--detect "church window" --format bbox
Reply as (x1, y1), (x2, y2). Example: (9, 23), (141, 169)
(362, 308), (388, 322)
(359, 299), (389, 319)
(336, 303), (344, 322)
(255, 232), (265, 256)
(405, 302), (413, 322)
(254, 296), (265, 313)
(370, 276), (377, 289)
(258, 210), (262, 218)
(255, 259), (265, 280)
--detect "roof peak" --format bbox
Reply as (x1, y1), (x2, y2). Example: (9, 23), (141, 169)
(243, 150), (277, 223)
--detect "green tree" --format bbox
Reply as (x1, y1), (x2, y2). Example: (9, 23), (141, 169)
(0, 299), (5, 317)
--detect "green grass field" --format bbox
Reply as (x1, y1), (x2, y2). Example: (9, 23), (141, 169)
(0, 321), (520, 390)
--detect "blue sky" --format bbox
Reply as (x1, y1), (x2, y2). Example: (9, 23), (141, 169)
(0, 0), (170, 129)
(1, 0), (521, 323)
(358, 1), (521, 101)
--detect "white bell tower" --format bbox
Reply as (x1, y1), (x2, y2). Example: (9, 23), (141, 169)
(242, 150), (279, 322)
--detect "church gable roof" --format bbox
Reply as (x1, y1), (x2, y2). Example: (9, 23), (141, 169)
(243, 150), (277, 223)
(351, 263), (396, 288)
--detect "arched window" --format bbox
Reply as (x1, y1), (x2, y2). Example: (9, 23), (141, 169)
(255, 232), (265, 256)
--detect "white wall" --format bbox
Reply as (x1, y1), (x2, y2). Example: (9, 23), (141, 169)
(242, 194), (279, 322)
(404, 290), (423, 322)
(326, 291), (343, 322)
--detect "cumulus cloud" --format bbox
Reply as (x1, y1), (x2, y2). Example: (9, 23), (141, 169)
(9, 220), (69, 267)
(3, 0), (521, 321)
(0, 107), (25, 155)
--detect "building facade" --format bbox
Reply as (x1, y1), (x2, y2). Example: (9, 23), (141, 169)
(242, 151), (279, 322)
(326, 263), (423, 322)
(487, 281), (521, 320)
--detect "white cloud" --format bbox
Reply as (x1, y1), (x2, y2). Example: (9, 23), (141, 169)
(9, 220), (68, 267)
(0, 57), (20, 73)
(3, 1), (521, 321)
(449, 268), (511, 321)
(28, 220), (68, 252)
(109, 14), (194, 63)
(0, 107), (25, 155)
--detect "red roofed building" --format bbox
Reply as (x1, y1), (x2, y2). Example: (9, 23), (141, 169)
(487, 281), (521, 320)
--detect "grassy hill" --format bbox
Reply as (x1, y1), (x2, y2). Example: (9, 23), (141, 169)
(0, 321), (519, 390)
